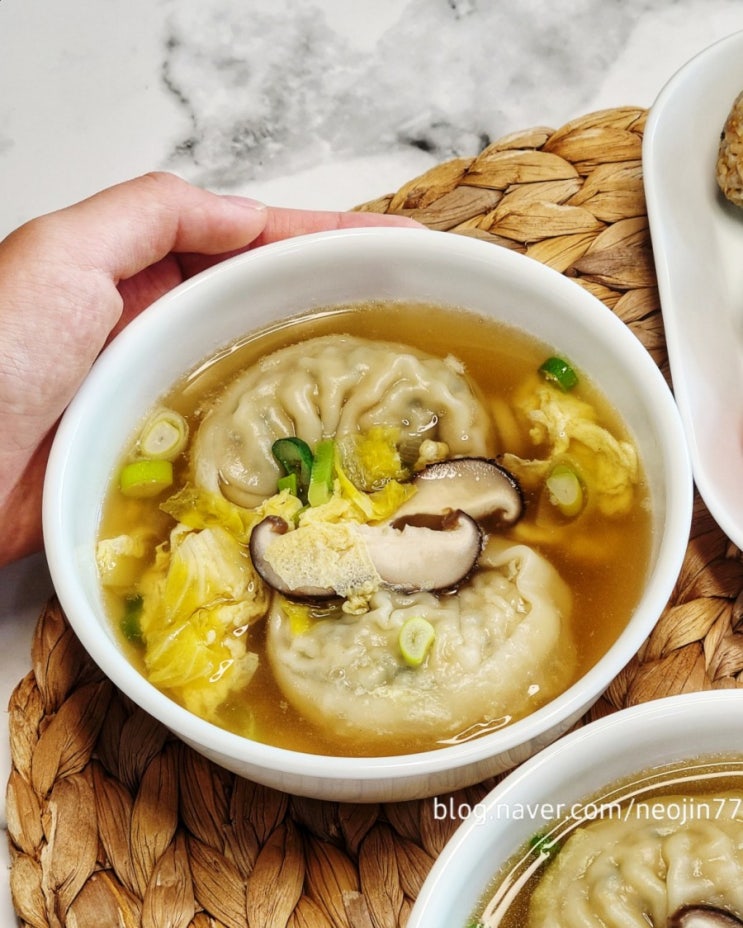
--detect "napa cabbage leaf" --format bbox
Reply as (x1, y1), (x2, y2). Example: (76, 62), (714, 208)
(137, 524), (268, 717)
(501, 384), (639, 516)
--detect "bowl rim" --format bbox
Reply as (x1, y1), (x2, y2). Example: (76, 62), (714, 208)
(42, 226), (694, 790)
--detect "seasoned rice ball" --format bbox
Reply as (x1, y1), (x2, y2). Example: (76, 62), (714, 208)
(717, 90), (743, 207)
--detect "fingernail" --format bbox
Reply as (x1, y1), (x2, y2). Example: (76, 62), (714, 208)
(383, 216), (427, 228)
(221, 194), (267, 212)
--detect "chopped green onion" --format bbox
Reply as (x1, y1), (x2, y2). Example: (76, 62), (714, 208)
(272, 437), (314, 501)
(529, 832), (559, 859)
(120, 594), (144, 644)
(539, 356), (578, 391)
(138, 407), (188, 460)
(119, 458), (173, 498)
(307, 439), (335, 507)
(546, 463), (584, 517)
(399, 616), (436, 667)
(277, 472), (299, 496)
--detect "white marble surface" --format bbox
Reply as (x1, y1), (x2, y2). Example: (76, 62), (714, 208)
(2, 0), (743, 921)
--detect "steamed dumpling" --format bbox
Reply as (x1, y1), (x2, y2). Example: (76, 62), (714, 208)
(528, 792), (743, 927)
(192, 333), (494, 508)
(266, 538), (575, 746)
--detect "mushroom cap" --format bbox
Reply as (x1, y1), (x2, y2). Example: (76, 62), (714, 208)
(392, 457), (523, 525)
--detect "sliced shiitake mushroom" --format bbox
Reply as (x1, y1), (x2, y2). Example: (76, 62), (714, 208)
(249, 510), (483, 599)
(392, 457), (523, 525)
(249, 515), (337, 599)
(357, 509), (482, 593)
(668, 905), (743, 927)
(248, 457), (519, 601)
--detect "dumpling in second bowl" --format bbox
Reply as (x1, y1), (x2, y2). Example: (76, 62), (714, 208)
(528, 791), (743, 927)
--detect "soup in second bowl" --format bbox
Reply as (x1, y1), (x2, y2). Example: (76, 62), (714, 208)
(95, 301), (652, 757)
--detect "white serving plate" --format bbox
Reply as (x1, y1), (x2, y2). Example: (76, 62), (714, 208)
(643, 30), (743, 549)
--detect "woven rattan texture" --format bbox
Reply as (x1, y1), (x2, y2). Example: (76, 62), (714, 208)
(7, 107), (743, 928)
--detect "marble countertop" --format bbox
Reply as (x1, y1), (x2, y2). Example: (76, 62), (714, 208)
(2, 0), (743, 921)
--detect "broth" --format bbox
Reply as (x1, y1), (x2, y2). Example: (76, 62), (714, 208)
(97, 301), (653, 756)
(472, 756), (743, 927)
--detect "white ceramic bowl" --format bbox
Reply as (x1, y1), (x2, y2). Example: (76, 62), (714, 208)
(407, 689), (743, 927)
(42, 227), (693, 802)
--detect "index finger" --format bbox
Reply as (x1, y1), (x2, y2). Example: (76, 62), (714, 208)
(8, 172), (270, 285)
(178, 205), (425, 278)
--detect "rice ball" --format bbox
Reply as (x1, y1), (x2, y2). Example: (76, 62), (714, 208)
(716, 90), (743, 207)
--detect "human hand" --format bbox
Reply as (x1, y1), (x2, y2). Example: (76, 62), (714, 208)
(0, 171), (421, 566)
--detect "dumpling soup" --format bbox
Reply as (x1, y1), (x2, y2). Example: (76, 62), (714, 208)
(96, 302), (653, 757)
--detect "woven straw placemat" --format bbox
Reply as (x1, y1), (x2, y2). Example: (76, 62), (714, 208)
(7, 107), (743, 928)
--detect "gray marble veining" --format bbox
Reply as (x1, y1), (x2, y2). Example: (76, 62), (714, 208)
(2, 0), (743, 228)
(160, 0), (641, 188)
